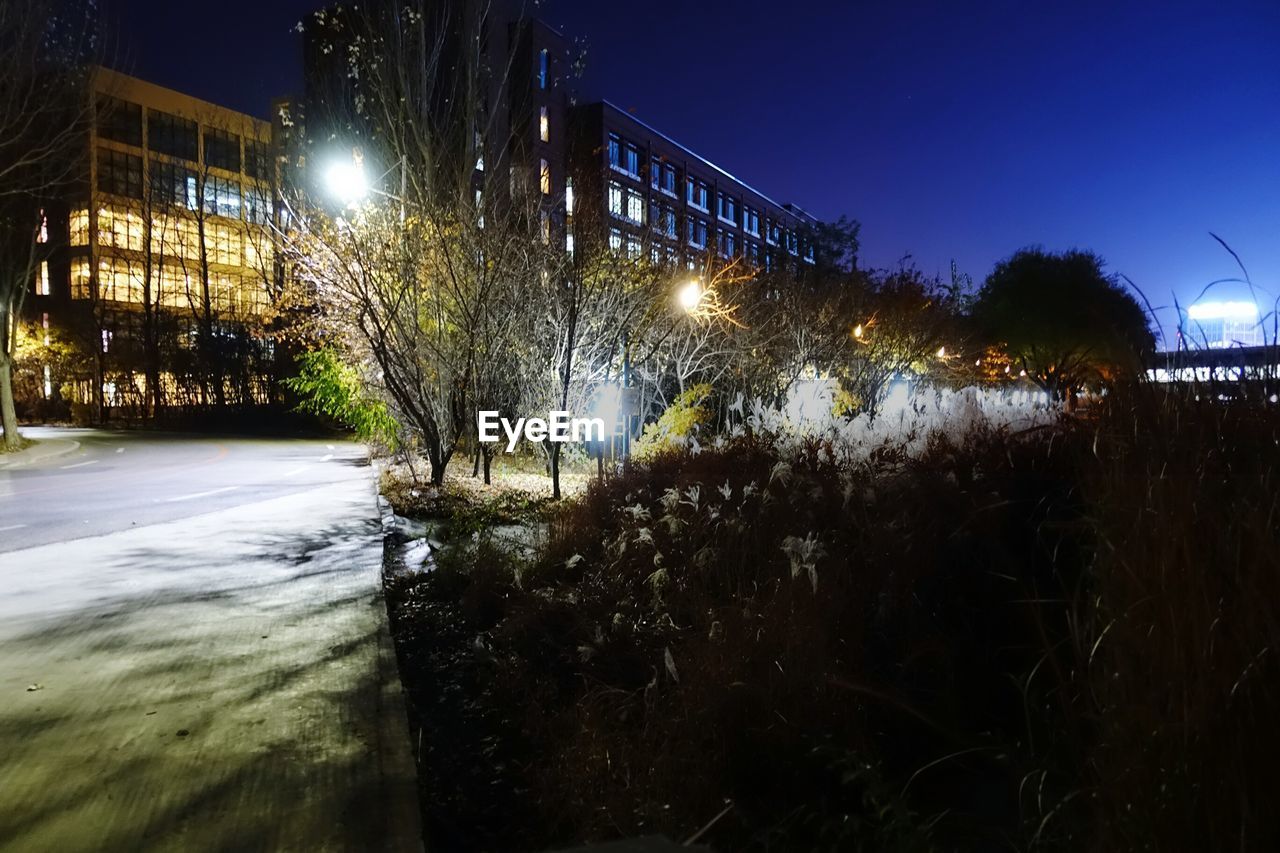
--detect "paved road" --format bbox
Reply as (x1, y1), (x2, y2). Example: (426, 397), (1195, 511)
(0, 428), (420, 852)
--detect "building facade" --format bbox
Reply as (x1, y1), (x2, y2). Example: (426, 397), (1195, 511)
(29, 67), (278, 416)
(566, 101), (817, 270)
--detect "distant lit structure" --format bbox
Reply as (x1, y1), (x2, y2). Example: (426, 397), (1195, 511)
(1185, 301), (1262, 348)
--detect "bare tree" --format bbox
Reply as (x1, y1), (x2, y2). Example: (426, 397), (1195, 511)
(0, 0), (96, 448)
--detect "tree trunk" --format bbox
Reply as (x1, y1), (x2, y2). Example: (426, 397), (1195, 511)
(482, 447), (492, 485)
(550, 443), (561, 500)
(471, 445), (480, 477)
(0, 357), (20, 451)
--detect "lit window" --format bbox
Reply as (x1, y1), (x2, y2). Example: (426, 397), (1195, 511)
(623, 142), (639, 176)
(37, 211), (48, 243)
(626, 188), (644, 224)
(475, 131), (484, 172)
(539, 107), (549, 142)
(625, 234), (641, 259)
(70, 258), (91, 299)
(102, 330), (112, 352)
(36, 261), (50, 295)
(565, 178), (574, 215)
(607, 181), (623, 217)
(538, 49), (548, 89)
(609, 228), (622, 252)
(539, 158), (551, 195)
(566, 231), (574, 255)
(69, 209), (89, 245)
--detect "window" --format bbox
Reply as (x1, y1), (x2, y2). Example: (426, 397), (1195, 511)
(625, 234), (641, 259)
(539, 106), (549, 142)
(37, 211), (48, 243)
(609, 228), (622, 252)
(205, 221), (242, 265)
(97, 96), (142, 147)
(148, 110), (198, 161)
(244, 184), (272, 225)
(244, 139), (269, 180)
(204, 127), (241, 171)
(743, 206), (760, 237)
(539, 48), (549, 89)
(97, 206), (144, 251)
(69, 209), (89, 245)
(151, 216), (200, 258)
(661, 163), (677, 195)
(150, 158), (198, 209)
(765, 217), (780, 245)
(652, 204), (676, 239)
(36, 261), (50, 296)
(747, 241), (760, 266)
(686, 177), (708, 210)
(565, 177), (574, 214)
(540, 209), (550, 244)
(623, 142), (640, 176)
(625, 187), (644, 224)
(718, 230), (736, 258)
(607, 181), (624, 217)
(475, 131), (485, 172)
(566, 231), (574, 255)
(97, 256), (145, 303)
(717, 193), (737, 225)
(650, 157), (660, 189)
(607, 134), (621, 170)
(540, 158), (551, 195)
(203, 174), (242, 219)
(687, 216), (707, 248)
(97, 147), (143, 198)
(70, 258), (91, 299)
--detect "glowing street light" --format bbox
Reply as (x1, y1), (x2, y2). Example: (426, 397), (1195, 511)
(325, 159), (368, 207)
(853, 324), (864, 339)
(678, 279), (703, 313)
(936, 345), (947, 359)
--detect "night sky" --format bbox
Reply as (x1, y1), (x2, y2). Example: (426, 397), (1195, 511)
(103, 0), (1279, 342)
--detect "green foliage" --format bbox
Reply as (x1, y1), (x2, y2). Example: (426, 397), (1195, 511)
(632, 382), (712, 461)
(970, 248), (1154, 396)
(285, 348), (399, 447)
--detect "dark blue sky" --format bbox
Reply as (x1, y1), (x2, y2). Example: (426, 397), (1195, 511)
(104, 0), (1279, 342)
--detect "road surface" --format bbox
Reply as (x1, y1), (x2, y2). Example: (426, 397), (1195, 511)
(0, 428), (420, 851)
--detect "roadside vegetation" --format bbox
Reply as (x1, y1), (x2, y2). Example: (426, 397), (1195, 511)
(380, 383), (1280, 852)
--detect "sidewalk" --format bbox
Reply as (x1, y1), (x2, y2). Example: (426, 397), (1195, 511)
(0, 429), (81, 468)
(0, 468), (421, 851)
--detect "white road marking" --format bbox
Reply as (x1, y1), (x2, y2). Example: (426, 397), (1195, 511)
(282, 466), (309, 478)
(326, 444), (335, 450)
(60, 459), (99, 470)
(116, 448), (125, 453)
(163, 486), (240, 503)
(0, 524), (27, 533)
(320, 454), (334, 462)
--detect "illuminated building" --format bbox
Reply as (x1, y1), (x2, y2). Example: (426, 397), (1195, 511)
(31, 67), (278, 414)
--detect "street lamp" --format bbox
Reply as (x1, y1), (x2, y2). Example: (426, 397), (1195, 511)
(324, 148), (408, 220)
(325, 160), (368, 207)
(678, 279), (703, 313)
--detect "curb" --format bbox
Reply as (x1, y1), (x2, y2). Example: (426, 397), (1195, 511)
(0, 436), (81, 469)
(372, 473), (427, 852)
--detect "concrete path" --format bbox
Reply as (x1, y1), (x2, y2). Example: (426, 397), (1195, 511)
(0, 430), (420, 851)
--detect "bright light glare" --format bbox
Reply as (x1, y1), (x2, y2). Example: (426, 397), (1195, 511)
(678, 280), (703, 312)
(936, 346), (946, 358)
(1187, 301), (1258, 321)
(589, 383), (622, 429)
(325, 161), (368, 206)
(853, 324), (864, 339)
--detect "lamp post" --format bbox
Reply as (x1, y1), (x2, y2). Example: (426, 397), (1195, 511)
(324, 148), (408, 222)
